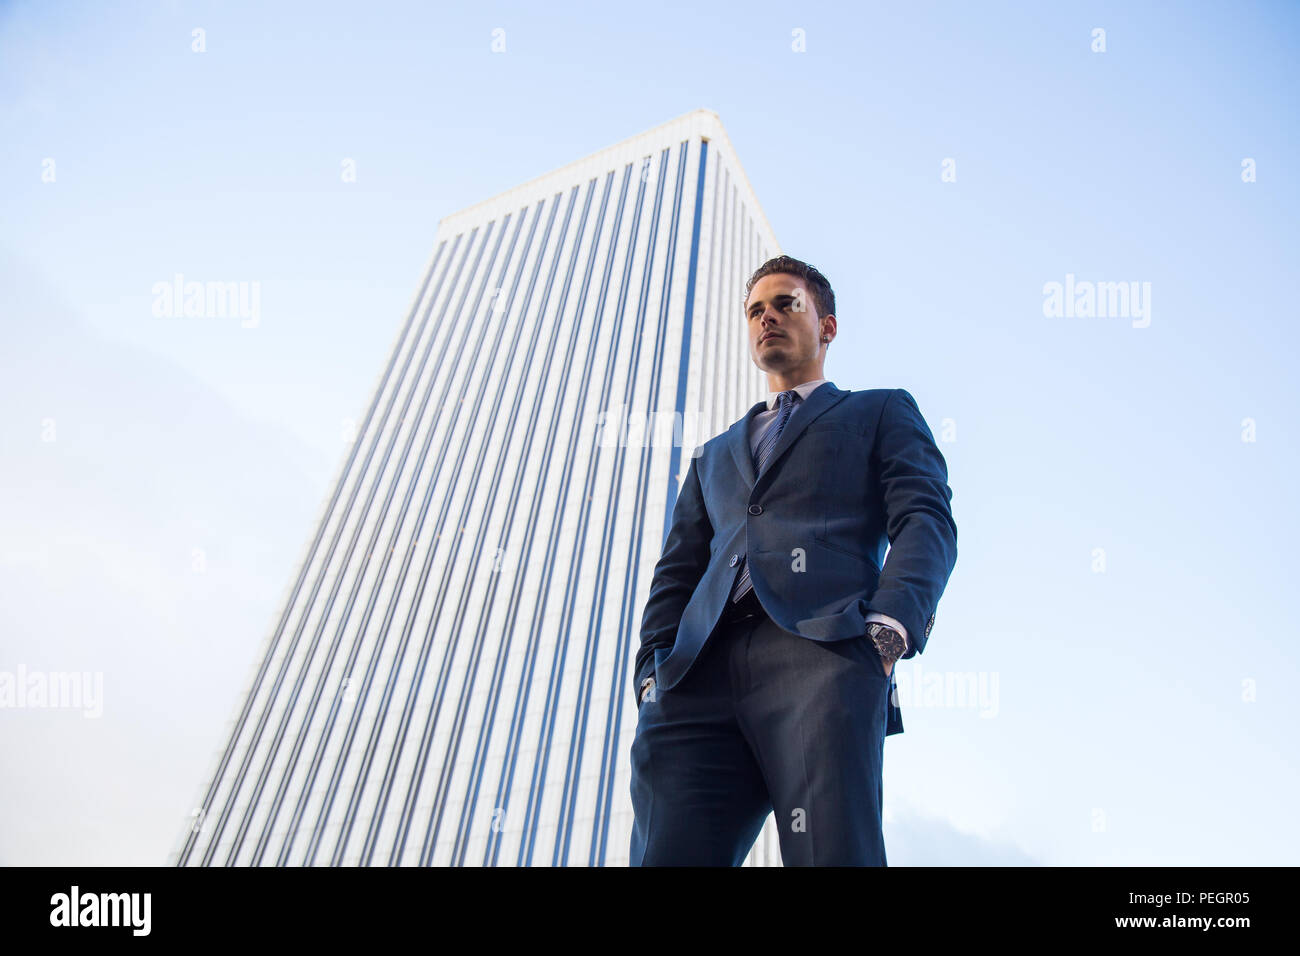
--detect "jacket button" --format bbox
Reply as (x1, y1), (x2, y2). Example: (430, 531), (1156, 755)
(729, 553), (739, 567)
(748, 504), (762, 515)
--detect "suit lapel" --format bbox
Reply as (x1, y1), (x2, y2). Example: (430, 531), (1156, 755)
(758, 383), (848, 487)
(727, 383), (849, 491)
(728, 399), (768, 489)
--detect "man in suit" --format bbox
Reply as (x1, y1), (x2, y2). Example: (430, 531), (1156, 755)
(628, 255), (957, 866)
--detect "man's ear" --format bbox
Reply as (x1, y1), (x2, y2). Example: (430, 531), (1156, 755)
(820, 314), (837, 342)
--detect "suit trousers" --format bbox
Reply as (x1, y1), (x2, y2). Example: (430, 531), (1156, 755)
(629, 593), (893, 866)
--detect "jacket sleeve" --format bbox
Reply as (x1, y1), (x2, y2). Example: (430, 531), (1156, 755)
(633, 449), (713, 698)
(865, 388), (957, 659)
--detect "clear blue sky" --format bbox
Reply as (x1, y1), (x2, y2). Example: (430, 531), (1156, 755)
(2, 0), (1297, 865)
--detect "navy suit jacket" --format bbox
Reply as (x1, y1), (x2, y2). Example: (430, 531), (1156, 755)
(633, 382), (957, 736)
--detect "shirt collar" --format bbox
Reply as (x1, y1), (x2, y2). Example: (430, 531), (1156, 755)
(766, 378), (828, 410)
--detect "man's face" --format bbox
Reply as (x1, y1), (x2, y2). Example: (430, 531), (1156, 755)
(744, 273), (830, 375)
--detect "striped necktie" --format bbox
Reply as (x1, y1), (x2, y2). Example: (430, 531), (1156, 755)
(730, 388), (799, 603)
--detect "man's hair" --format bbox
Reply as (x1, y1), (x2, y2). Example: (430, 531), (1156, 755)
(744, 255), (836, 321)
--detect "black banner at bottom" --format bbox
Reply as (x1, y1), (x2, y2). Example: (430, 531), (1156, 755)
(0, 865), (1281, 943)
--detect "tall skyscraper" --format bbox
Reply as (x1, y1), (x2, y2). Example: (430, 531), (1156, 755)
(175, 108), (785, 866)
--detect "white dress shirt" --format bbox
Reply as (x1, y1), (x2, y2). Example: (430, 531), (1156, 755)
(747, 378), (910, 653)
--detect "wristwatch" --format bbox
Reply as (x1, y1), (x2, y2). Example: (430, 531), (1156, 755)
(865, 622), (906, 666)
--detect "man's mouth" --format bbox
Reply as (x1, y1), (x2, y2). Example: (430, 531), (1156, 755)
(759, 332), (782, 344)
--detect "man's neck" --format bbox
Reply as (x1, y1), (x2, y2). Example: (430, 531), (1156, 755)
(767, 368), (826, 393)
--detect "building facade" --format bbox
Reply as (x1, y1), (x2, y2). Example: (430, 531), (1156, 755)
(174, 108), (785, 866)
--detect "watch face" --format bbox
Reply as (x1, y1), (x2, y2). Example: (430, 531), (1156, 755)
(870, 626), (904, 659)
